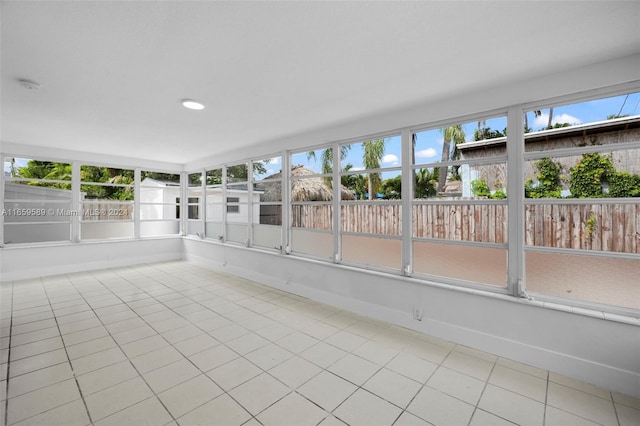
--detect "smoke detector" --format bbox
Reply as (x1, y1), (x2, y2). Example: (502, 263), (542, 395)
(18, 79), (41, 90)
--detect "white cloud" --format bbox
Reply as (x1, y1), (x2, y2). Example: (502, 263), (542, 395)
(382, 154), (399, 165)
(533, 113), (581, 128)
(269, 157), (281, 164)
(415, 148), (438, 159)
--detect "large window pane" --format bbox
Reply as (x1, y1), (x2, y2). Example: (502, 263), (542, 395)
(290, 145), (336, 258)
(291, 228), (333, 259)
(291, 148), (331, 175)
(3, 157), (72, 244)
(412, 115), (508, 288)
(523, 92), (640, 309)
(337, 136), (402, 271)
(524, 91), (640, 147)
(253, 156), (282, 249)
(291, 203), (332, 230)
(224, 164), (250, 244)
(413, 241), (507, 287)
(80, 165), (134, 240)
(413, 203), (507, 243)
(341, 136), (401, 200)
(253, 224), (281, 250)
(205, 168), (223, 240)
(342, 235), (401, 270)
(140, 171), (180, 236)
(526, 251), (639, 310)
(187, 172), (203, 236)
(341, 203), (401, 235)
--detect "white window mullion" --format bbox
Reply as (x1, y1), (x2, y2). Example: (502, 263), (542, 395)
(281, 152), (290, 254)
(180, 172), (187, 236)
(247, 165), (253, 247)
(71, 161), (81, 242)
(200, 170), (206, 238)
(222, 166), (228, 242)
(332, 142), (341, 263)
(507, 106), (525, 297)
(134, 168), (141, 239)
(401, 129), (413, 276)
(0, 154), (5, 247)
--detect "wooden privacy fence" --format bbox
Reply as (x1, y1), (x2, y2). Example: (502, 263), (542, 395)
(413, 204), (507, 243)
(292, 202), (640, 253)
(525, 203), (640, 253)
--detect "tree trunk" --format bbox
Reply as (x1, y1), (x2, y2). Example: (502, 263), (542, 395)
(438, 140), (450, 193)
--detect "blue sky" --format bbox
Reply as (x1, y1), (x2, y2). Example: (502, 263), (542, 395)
(287, 91), (640, 179)
(6, 92), (640, 179)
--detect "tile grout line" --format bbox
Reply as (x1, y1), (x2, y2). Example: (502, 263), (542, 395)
(67, 267), (183, 425)
(85, 263), (304, 425)
(2, 280), (14, 426)
(542, 369), (550, 426)
(66, 266), (231, 424)
(41, 274), (95, 426)
(610, 390), (622, 426)
(466, 354), (498, 426)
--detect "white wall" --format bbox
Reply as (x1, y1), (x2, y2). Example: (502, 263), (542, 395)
(1, 238), (183, 282)
(184, 238), (640, 398)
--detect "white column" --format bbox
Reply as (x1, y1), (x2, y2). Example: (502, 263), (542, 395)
(401, 129), (413, 276)
(507, 105), (526, 297)
(71, 161), (81, 243)
(332, 142), (341, 263)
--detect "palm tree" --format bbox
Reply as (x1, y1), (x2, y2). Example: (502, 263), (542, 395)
(438, 126), (466, 193)
(307, 145), (351, 187)
(547, 107), (554, 129)
(525, 110), (543, 133)
(362, 139), (385, 200)
(415, 168), (438, 198)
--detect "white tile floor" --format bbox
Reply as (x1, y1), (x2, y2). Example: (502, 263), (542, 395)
(1, 260), (638, 426)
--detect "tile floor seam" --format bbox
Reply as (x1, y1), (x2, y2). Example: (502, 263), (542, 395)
(542, 368), (550, 426)
(60, 271), (179, 425)
(467, 354), (499, 426)
(393, 336), (453, 425)
(76, 271), (281, 425)
(611, 391), (622, 426)
(38, 275), (95, 426)
(2, 282), (13, 426)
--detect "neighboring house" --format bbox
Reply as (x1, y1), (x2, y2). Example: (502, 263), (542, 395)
(141, 177), (262, 224)
(456, 115), (640, 197)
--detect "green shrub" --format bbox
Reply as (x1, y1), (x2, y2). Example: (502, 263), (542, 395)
(608, 171), (640, 197)
(471, 178), (491, 197)
(525, 158), (563, 198)
(569, 153), (615, 198)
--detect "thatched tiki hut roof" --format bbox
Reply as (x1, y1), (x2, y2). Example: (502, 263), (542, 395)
(257, 165), (355, 202)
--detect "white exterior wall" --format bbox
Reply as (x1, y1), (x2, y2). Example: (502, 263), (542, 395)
(204, 189), (261, 224)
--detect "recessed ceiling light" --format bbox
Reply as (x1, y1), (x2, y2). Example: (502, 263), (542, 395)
(181, 99), (205, 110)
(18, 79), (41, 90)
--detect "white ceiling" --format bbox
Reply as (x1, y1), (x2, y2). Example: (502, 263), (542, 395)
(2, 1), (639, 165)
